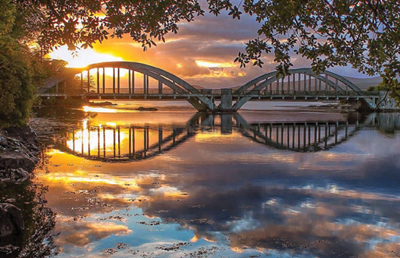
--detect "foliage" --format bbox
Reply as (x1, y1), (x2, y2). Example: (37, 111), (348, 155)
(0, 0), (74, 127)
(367, 83), (390, 92)
(0, 0), (37, 127)
(13, 0), (204, 52)
(381, 67), (400, 103)
(0, 36), (36, 127)
(15, 1), (399, 86)
(0, 0), (15, 36)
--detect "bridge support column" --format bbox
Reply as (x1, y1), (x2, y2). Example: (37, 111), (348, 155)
(218, 88), (234, 112)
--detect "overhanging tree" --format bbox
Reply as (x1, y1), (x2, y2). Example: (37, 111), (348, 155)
(9, 1), (400, 103)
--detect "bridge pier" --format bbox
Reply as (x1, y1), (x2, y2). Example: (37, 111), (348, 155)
(218, 88), (233, 112)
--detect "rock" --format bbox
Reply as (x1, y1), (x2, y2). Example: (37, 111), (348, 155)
(89, 101), (116, 106)
(0, 153), (36, 172)
(0, 203), (24, 239)
(0, 126), (40, 174)
(0, 168), (30, 184)
(4, 126), (39, 147)
(136, 107), (158, 111)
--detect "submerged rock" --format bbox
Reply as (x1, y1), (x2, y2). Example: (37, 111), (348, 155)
(136, 107), (158, 111)
(0, 203), (24, 239)
(88, 101), (117, 106)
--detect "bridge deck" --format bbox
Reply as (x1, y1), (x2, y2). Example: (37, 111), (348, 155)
(39, 92), (379, 101)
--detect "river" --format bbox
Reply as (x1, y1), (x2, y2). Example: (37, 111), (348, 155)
(12, 101), (400, 257)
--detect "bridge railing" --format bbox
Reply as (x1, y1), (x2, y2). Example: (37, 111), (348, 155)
(232, 90), (380, 97)
(194, 89), (380, 97)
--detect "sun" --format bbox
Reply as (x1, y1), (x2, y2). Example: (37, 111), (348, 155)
(48, 45), (124, 68)
(48, 45), (131, 77)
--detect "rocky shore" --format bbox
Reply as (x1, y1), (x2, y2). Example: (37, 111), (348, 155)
(0, 126), (42, 256)
(0, 126), (40, 184)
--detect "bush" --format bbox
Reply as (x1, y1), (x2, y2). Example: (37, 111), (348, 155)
(0, 36), (35, 127)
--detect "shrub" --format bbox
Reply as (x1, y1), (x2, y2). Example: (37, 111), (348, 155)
(0, 36), (35, 127)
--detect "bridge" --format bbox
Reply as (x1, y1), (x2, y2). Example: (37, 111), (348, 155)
(39, 61), (382, 112)
(52, 113), (399, 162)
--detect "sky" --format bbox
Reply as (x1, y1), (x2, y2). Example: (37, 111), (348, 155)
(49, 4), (371, 89)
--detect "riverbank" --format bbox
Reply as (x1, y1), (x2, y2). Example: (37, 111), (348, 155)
(0, 126), (41, 184)
(0, 126), (42, 256)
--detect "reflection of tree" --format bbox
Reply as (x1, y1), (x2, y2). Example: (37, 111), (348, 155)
(374, 113), (400, 136)
(0, 180), (58, 257)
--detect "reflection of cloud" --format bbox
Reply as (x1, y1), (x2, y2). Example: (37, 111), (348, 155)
(133, 168), (400, 257)
(363, 242), (400, 258)
(56, 220), (131, 249)
(227, 215), (398, 258)
(34, 120), (400, 257)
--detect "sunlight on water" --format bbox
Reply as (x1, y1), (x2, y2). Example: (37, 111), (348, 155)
(83, 106), (121, 113)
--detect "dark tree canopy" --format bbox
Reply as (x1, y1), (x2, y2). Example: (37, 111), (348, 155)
(17, 1), (399, 76)
(16, 0), (204, 52)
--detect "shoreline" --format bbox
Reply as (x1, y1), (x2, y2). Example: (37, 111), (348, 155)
(0, 126), (41, 184)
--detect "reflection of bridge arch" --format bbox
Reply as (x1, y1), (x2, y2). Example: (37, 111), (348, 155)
(238, 121), (360, 152)
(39, 61), (214, 111)
(52, 113), (398, 161)
(233, 68), (377, 110)
(55, 125), (196, 162)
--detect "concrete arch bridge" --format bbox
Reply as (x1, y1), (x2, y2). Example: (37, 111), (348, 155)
(39, 61), (381, 112)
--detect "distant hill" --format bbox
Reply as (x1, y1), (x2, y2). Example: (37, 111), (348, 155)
(344, 76), (382, 90)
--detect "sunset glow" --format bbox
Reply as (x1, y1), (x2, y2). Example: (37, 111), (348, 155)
(48, 45), (123, 68)
(82, 106), (119, 113)
(65, 125), (128, 154)
(196, 60), (233, 68)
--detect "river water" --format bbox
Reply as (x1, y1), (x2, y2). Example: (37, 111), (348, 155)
(26, 102), (400, 257)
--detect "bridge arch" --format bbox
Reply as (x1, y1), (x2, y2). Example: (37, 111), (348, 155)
(40, 61), (215, 111)
(40, 64), (379, 111)
(234, 68), (364, 94)
(233, 68), (375, 110)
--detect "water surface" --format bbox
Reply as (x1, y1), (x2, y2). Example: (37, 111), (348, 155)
(31, 104), (400, 257)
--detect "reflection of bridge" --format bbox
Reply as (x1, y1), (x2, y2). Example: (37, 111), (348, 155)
(56, 125), (196, 162)
(39, 62), (381, 112)
(53, 113), (399, 162)
(239, 119), (359, 152)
